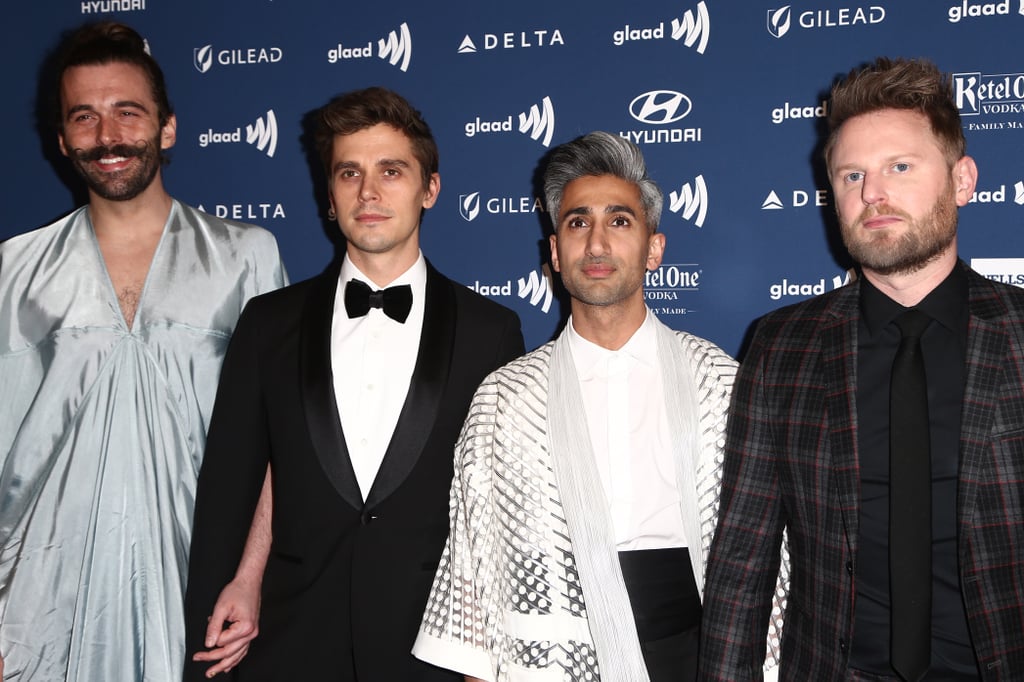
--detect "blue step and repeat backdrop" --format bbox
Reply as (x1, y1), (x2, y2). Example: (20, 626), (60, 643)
(2, 1), (1022, 357)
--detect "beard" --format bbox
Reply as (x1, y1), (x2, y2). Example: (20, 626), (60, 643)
(840, 183), (958, 277)
(68, 136), (161, 201)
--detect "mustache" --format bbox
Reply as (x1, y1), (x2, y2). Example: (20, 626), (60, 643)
(71, 141), (149, 163)
(856, 204), (912, 224)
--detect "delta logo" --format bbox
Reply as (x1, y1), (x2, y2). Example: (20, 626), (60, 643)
(198, 109), (278, 158)
(766, 4), (885, 38)
(612, 1), (711, 54)
(457, 28), (564, 53)
(667, 175), (708, 227)
(196, 201), (287, 221)
(193, 44), (283, 74)
(468, 266), (555, 314)
(761, 188), (829, 209)
(620, 90), (703, 145)
(327, 22), (412, 72)
(464, 96), (556, 147)
(459, 192), (545, 222)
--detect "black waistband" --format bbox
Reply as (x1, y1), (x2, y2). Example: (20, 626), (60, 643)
(618, 547), (702, 642)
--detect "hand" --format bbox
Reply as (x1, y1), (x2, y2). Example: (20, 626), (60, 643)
(191, 578), (261, 678)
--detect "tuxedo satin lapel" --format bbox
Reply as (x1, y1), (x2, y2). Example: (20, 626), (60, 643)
(365, 265), (456, 508)
(821, 285), (861, 547)
(958, 270), (1010, 528)
(300, 269), (362, 510)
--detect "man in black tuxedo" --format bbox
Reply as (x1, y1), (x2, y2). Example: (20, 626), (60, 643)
(182, 87), (524, 681)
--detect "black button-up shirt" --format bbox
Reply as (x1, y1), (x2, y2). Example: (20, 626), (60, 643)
(850, 264), (980, 678)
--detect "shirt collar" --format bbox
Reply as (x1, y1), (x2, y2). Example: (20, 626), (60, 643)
(339, 250), (427, 293)
(860, 262), (968, 337)
(566, 307), (658, 380)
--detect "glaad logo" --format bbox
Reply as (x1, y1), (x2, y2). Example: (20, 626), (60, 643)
(767, 4), (885, 38)
(467, 266), (555, 314)
(971, 258), (1024, 287)
(953, 70), (1024, 118)
(520, 97), (556, 147)
(459, 192), (545, 221)
(198, 110), (278, 158)
(948, 0), (1014, 21)
(518, 267), (555, 313)
(193, 44), (283, 73)
(968, 183), (1013, 203)
(457, 28), (564, 53)
(464, 97), (556, 147)
(772, 100), (828, 123)
(379, 23), (412, 71)
(668, 175), (708, 227)
(761, 188), (829, 209)
(327, 22), (412, 72)
(196, 202), (286, 221)
(246, 111), (278, 157)
(769, 269), (855, 300)
(612, 1), (711, 54)
(81, 0), (145, 13)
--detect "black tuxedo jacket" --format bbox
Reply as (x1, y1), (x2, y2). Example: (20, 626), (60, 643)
(183, 261), (524, 681)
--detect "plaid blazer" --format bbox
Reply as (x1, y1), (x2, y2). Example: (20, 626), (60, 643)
(699, 262), (1024, 681)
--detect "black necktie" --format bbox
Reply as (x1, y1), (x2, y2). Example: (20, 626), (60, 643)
(889, 308), (932, 682)
(343, 278), (413, 323)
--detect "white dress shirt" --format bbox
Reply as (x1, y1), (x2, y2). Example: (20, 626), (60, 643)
(331, 253), (426, 500)
(566, 309), (688, 550)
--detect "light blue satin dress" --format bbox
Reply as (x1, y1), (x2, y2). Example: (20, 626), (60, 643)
(0, 200), (287, 681)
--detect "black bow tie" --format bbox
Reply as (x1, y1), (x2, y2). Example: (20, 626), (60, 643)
(344, 279), (413, 323)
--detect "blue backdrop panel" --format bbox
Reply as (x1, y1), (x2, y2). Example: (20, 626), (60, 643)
(3, 0), (1022, 356)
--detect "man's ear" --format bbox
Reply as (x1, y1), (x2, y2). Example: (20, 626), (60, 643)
(160, 114), (177, 151)
(647, 232), (665, 271)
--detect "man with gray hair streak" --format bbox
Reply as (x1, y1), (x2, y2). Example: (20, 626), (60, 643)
(413, 132), (787, 682)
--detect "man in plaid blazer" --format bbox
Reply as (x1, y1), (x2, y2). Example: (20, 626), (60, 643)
(699, 58), (1024, 681)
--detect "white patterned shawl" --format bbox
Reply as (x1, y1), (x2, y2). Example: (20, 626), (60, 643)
(414, 328), (788, 681)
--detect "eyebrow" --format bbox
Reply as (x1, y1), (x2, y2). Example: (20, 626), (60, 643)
(561, 204), (637, 218)
(65, 100), (150, 121)
(333, 158), (413, 173)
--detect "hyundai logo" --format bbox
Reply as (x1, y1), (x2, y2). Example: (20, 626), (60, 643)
(629, 90), (692, 124)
